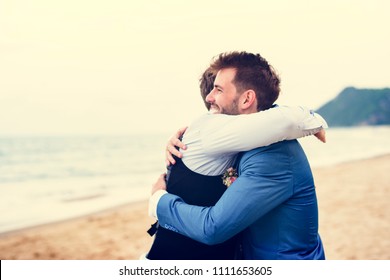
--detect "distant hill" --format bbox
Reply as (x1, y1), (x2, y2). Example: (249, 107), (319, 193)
(316, 87), (390, 127)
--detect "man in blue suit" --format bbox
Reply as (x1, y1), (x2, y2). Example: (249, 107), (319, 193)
(150, 51), (326, 259)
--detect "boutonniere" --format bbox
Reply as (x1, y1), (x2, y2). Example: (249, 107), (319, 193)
(222, 167), (238, 187)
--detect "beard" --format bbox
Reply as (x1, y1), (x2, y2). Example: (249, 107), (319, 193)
(220, 97), (240, 115)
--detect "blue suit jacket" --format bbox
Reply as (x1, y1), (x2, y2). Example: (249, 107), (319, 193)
(157, 140), (325, 259)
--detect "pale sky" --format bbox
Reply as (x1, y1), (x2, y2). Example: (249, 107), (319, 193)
(1, 0), (389, 135)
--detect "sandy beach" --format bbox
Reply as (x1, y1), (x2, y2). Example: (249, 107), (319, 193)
(0, 155), (389, 260)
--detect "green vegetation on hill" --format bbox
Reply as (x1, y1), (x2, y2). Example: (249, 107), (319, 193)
(316, 87), (390, 127)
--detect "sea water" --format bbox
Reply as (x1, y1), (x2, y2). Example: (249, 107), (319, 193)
(0, 133), (169, 233)
(1, 126), (389, 233)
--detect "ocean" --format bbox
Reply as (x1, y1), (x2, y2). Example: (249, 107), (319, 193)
(1, 126), (390, 234)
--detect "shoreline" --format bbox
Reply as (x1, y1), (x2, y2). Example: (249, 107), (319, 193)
(0, 154), (389, 259)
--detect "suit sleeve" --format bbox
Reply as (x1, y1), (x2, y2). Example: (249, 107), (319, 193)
(156, 147), (294, 245)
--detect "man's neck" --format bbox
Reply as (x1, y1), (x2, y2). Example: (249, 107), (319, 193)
(240, 107), (258, 115)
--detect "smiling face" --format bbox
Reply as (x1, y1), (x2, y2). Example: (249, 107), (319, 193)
(205, 68), (241, 115)
(206, 51), (281, 113)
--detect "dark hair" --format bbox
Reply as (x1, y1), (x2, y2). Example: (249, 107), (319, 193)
(199, 67), (215, 110)
(210, 51), (280, 111)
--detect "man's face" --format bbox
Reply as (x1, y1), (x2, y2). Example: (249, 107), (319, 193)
(205, 68), (241, 115)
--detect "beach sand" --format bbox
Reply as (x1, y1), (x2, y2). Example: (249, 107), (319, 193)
(0, 155), (389, 260)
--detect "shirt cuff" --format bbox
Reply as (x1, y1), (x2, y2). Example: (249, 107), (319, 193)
(148, 190), (168, 219)
(301, 109), (328, 131)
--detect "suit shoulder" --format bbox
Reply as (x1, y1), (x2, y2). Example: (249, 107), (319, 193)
(239, 140), (302, 164)
(241, 140), (297, 154)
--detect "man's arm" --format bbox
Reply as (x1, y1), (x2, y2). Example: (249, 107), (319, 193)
(166, 106), (327, 164)
(202, 106), (327, 156)
(153, 147), (293, 245)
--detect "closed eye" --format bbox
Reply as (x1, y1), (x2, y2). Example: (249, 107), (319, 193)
(214, 85), (223, 93)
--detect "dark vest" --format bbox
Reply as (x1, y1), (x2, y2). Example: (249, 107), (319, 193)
(147, 157), (237, 260)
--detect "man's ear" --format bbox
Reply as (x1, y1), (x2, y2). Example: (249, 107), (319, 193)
(240, 90), (257, 110)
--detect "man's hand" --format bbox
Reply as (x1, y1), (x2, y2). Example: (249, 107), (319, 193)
(151, 173), (167, 195)
(314, 129), (326, 143)
(166, 126), (188, 166)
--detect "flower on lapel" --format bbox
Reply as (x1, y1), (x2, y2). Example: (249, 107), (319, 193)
(222, 167), (238, 187)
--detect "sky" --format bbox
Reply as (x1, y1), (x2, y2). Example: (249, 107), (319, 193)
(0, 0), (389, 135)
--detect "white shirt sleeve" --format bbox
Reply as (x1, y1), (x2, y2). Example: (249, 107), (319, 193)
(148, 190), (167, 219)
(200, 106), (328, 156)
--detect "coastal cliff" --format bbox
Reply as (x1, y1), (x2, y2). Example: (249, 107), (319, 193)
(316, 87), (390, 127)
